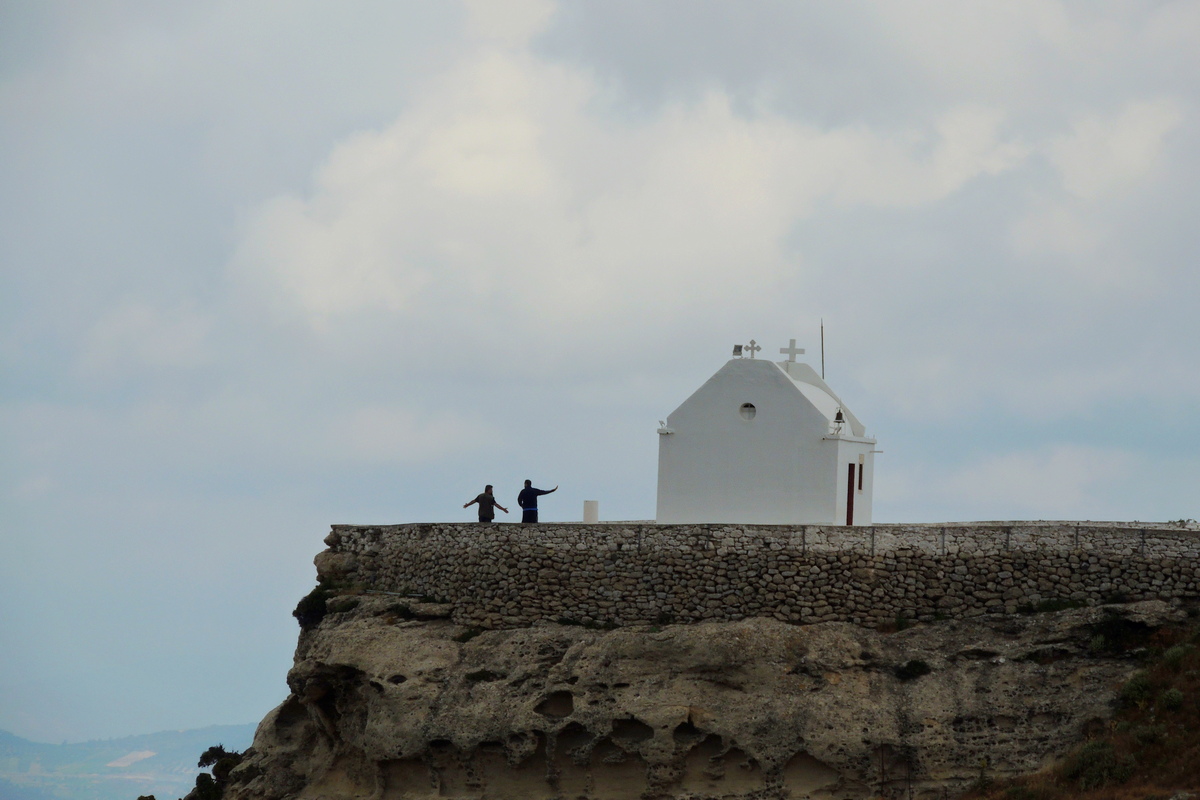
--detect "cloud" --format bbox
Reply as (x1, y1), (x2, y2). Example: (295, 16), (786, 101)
(1048, 98), (1183, 199)
(230, 41), (1031, 366)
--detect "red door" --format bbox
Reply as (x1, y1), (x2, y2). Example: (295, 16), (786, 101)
(846, 463), (856, 526)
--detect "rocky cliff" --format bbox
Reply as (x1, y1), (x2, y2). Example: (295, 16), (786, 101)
(223, 592), (1182, 800)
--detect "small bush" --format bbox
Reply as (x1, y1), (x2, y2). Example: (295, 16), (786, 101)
(1163, 643), (1192, 672)
(194, 773), (221, 800)
(1061, 739), (1133, 790)
(1131, 722), (1166, 746)
(1160, 687), (1185, 711)
(198, 744), (244, 784)
(293, 583), (332, 631)
(894, 660), (932, 681)
(198, 744), (235, 769)
(1088, 634), (1106, 653)
(192, 744), (245, 799)
(1118, 671), (1152, 708)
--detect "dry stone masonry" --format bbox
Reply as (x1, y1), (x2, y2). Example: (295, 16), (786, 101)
(317, 521), (1200, 629)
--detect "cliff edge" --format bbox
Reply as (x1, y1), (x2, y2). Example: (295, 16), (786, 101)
(223, 596), (1180, 799)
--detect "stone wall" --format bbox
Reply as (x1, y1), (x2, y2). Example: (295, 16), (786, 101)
(315, 522), (1200, 629)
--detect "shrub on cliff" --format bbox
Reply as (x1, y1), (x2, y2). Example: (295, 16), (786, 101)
(1061, 740), (1133, 790)
(198, 744), (242, 778)
(894, 660), (931, 681)
(1160, 687), (1184, 711)
(1118, 671), (1151, 708)
(1163, 643), (1192, 672)
(293, 581), (332, 630)
(193, 772), (221, 800)
(187, 744), (244, 800)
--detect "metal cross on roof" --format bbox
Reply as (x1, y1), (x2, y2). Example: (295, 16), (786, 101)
(745, 339), (762, 358)
(779, 338), (805, 362)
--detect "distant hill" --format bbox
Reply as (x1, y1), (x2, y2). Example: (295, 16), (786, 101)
(0, 724), (256, 800)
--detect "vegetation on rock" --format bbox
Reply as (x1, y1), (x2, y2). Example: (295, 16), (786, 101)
(187, 744), (244, 800)
(893, 659), (932, 681)
(964, 615), (1200, 800)
(292, 581), (332, 631)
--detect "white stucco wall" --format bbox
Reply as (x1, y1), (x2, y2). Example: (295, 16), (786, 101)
(656, 358), (876, 525)
(830, 435), (876, 525)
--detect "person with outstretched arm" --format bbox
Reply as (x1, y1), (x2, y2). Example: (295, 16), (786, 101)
(517, 480), (557, 524)
(464, 485), (508, 523)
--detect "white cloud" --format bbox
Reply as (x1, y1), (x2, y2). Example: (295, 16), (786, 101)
(231, 43), (1030, 360)
(1048, 98), (1184, 200)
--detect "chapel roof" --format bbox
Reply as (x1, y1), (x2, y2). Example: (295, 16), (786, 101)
(771, 359), (867, 437)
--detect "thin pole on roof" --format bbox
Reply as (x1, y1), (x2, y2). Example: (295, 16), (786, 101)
(820, 319), (826, 379)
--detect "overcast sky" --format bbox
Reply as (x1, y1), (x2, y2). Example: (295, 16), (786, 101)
(3, 0), (1198, 743)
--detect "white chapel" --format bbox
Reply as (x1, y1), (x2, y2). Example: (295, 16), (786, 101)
(656, 340), (877, 526)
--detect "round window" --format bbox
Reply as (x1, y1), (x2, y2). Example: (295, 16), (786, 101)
(739, 403), (756, 420)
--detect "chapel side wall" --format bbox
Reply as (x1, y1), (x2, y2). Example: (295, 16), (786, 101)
(315, 523), (1200, 630)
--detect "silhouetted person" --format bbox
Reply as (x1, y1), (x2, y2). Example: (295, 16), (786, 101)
(517, 480), (557, 523)
(464, 485), (508, 523)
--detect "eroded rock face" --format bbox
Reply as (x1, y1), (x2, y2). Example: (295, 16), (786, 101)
(226, 599), (1183, 800)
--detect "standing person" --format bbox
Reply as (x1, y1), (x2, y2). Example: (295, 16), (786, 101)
(517, 480), (558, 524)
(464, 485), (508, 523)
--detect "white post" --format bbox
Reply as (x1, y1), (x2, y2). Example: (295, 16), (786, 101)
(583, 501), (599, 524)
